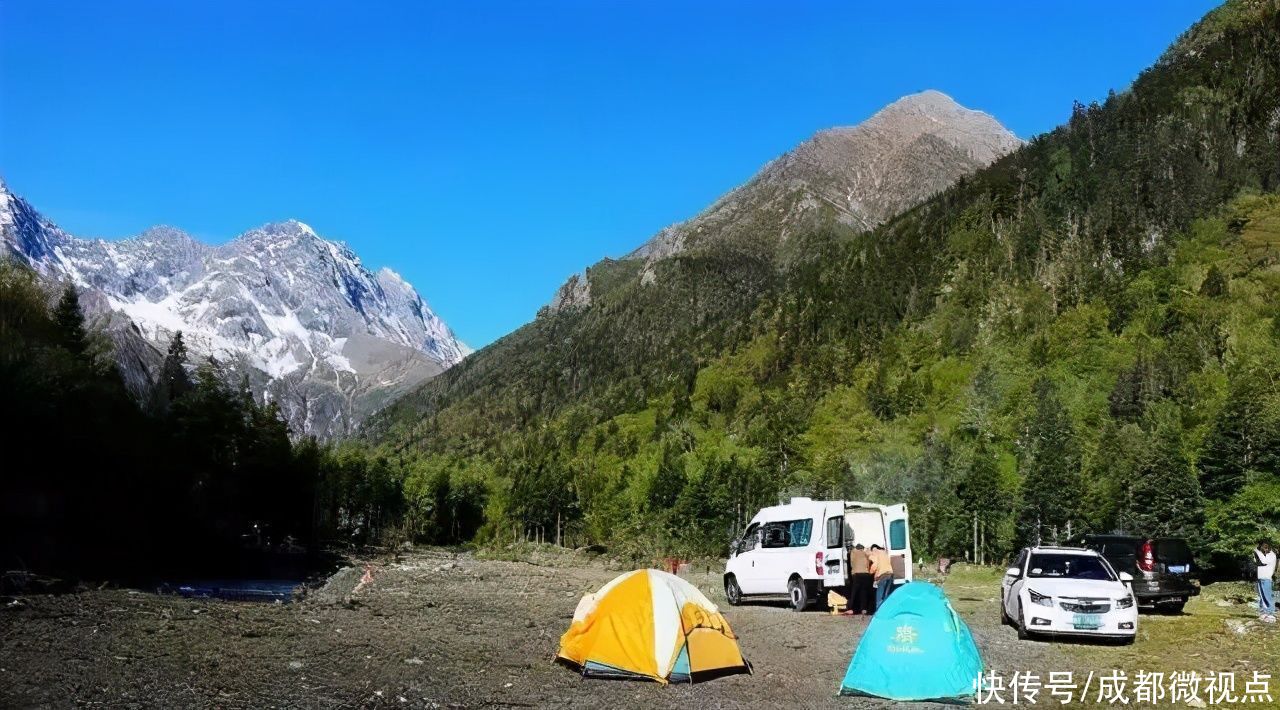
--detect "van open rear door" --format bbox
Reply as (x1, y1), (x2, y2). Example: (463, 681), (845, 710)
(884, 504), (912, 582)
(822, 507), (847, 588)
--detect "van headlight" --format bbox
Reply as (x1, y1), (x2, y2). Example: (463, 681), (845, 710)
(1029, 589), (1053, 607)
(1116, 596), (1134, 609)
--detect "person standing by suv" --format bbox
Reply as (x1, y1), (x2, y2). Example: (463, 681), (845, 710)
(1254, 539), (1276, 623)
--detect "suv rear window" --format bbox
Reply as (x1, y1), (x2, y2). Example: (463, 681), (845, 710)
(1155, 539), (1193, 564)
(1099, 539), (1138, 557)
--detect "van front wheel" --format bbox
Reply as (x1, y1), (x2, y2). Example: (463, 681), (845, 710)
(725, 575), (742, 606)
(788, 577), (808, 611)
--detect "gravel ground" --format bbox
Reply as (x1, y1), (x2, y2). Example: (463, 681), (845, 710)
(0, 548), (1067, 709)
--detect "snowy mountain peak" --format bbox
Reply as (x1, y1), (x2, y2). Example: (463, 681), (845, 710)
(1, 184), (468, 438)
(254, 218), (317, 237)
(231, 219), (325, 250)
(134, 225), (197, 243)
(378, 266), (406, 283)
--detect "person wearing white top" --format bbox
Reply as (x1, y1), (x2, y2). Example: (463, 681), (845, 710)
(1254, 540), (1276, 622)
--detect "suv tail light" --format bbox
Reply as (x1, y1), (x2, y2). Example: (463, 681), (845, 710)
(815, 551), (824, 576)
(1138, 540), (1155, 572)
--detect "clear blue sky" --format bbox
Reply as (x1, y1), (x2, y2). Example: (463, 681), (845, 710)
(0, 0), (1218, 348)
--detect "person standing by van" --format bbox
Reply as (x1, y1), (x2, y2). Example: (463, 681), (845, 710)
(868, 544), (894, 612)
(848, 544), (873, 614)
(1255, 539), (1276, 623)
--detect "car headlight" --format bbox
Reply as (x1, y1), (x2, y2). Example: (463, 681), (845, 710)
(1116, 596), (1134, 609)
(1029, 589), (1053, 607)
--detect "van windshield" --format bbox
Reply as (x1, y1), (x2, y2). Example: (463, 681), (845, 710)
(1027, 554), (1116, 581)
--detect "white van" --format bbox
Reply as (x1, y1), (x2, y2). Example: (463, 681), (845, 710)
(723, 498), (912, 610)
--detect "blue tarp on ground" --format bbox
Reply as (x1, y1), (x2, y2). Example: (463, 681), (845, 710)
(839, 581), (982, 703)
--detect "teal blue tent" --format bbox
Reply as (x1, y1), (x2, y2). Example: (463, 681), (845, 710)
(839, 581), (982, 703)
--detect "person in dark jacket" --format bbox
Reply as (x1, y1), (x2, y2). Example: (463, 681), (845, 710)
(847, 544), (874, 614)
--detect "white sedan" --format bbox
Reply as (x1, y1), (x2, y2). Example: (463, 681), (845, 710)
(1001, 546), (1137, 644)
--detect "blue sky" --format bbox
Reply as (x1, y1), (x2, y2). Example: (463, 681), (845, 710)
(0, 1), (1218, 347)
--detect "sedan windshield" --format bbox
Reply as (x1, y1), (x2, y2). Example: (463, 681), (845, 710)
(1027, 554), (1116, 581)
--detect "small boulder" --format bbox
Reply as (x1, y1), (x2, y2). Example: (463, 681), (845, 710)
(1224, 619), (1252, 635)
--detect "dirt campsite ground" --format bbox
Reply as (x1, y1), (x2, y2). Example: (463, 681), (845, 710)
(1, 547), (1275, 709)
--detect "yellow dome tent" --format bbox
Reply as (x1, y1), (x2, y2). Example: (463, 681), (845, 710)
(556, 569), (750, 683)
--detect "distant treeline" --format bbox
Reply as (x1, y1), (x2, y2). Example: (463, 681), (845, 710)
(0, 263), (480, 582)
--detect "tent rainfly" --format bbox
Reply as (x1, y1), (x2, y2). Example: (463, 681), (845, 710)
(556, 569), (750, 683)
(839, 581), (983, 702)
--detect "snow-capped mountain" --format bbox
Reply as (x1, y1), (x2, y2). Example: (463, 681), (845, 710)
(1, 179), (468, 438)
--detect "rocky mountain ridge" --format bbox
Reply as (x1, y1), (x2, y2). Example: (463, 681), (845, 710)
(1, 181), (468, 438)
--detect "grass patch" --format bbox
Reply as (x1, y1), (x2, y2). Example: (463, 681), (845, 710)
(1065, 581), (1278, 676)
(936, 565), (1278, 707)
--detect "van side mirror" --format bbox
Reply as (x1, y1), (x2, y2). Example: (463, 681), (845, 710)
(1118, 572), (1133, 583)
(1005, 567), (1021, 578)
(729, 538), (742, 557)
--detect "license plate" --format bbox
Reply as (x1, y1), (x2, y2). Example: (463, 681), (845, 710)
(1168, 564), (1189, 574)
(1073, 613), (1103, 629)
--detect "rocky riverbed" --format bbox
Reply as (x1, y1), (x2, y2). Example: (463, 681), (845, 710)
(2, 548), (1272, 708)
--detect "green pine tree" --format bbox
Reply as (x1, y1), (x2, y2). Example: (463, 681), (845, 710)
(1199, 374), (1280, 500)
(1199, 265), (1228, 297)
(52, 285), (90, 358)
(1120, 407), (1204, 538)
(957, 440), (1006, 560)
(1017, 378), (1083, 545)
(153, 331), (193, 412)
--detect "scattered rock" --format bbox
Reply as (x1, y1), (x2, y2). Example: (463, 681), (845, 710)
(312, 566), (362, 606)
(405, 658), (424, 665)
(1224, 619), (1253, 635)
(288, 661), (304, 670)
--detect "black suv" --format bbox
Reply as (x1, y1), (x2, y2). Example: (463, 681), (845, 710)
(1074, 534), (1199, 612)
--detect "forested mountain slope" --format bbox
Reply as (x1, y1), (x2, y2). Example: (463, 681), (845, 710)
(371, 91), (1020, 449)
(362, 0), (1278, 568)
